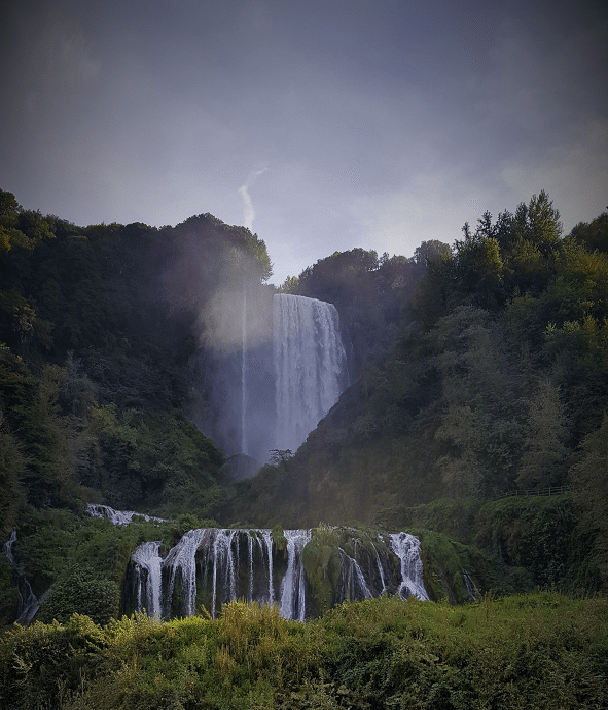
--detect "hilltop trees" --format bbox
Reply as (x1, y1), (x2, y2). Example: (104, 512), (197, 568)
(226, 195), (608, 538)
(0, 189), (276, 534)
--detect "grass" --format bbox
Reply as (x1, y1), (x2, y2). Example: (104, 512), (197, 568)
(1, 591), (606, 709)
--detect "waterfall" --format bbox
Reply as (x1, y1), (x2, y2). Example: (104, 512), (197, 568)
(463, 569), (478, 601)
(262, 530), (274, 605)
(338, 547), (372, 601)
(210, 529), (239, 618)
(279, 529), (312, 621)
(241, 281), (248, 455)
(86, 503), (166, 526)
(274, 294), (348, 452)
(389, 532), (429, 601)
(127, 527), (428, 621)
(375, 541), (388, 595)
(132, 541), (163, 616)
(3, 530), (48, 625)
(4, 530), (16, 565)
(164, 529), (211, 617)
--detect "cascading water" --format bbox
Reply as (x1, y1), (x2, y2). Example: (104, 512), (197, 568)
(164, 529), (211, 617)
(274, 294), (348, 452)
(126, 527), (429, 621)
(389, 532), (429, 601)
(3, 530), (47, 625)
(211, 529), (239, 617)
(262, 530), (274, 605)
(86, 503), (166, 526)
(241, 281), (248, 455)
(4, 530), (16, 565)
(338, 547), (372, 601)
(463, 569), (478, 601)
(279, 529), (312, 621)
(132, 541), (163, 617)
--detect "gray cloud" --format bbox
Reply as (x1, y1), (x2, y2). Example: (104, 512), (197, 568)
(1, 0), (606, 284)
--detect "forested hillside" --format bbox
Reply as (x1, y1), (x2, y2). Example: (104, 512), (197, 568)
(0, 188), (274, 522)
(224, 193), (608, 592)
(1, 187), (607, 630)
(0, 188), (273, 625)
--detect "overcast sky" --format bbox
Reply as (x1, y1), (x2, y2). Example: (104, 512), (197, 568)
(1, 0), (607, 285)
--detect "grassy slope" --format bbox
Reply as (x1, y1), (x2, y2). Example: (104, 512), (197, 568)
(1, 593), (606, 709)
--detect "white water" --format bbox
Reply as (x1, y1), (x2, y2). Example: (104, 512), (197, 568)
(241, 282), (248, 455)
(274, 294), (348, 452)
(339, 547), (372, 600)
(129, 527), (428, 621)
(132, 541), (163, 616)
(16, 580), (42, 625)
(389, 532), (429, 601)
(375, 543), (388, 595)
(262, 530), (275, 605)
(463, 569), (478, 601)
(164, 529), (210, 617)
(4, 530), (16, 565)
(86, 503), (166, 526)
(279, 529), (312, 621)
(211, 530), (238, 618)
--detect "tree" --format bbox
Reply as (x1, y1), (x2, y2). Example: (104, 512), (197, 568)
(569, 414), (608, 588)
(278, 275), (299, 293)
(452, 213), (505, 311)
(37, 564), (119, 624)
(569, 212), (608, 254)
(430, 307), (525, 497)
(517, 378), (569, 490)
(527, 190), (562, 256)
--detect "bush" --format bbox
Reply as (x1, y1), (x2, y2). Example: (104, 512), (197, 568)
(37, 565), (119, 625)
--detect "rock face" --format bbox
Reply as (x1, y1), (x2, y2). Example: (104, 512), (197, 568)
(125, 527), (428, 620)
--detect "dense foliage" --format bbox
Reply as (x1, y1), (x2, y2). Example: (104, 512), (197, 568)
(0, 188), (274, 525)
(226, 195), (608, 590)
(1, 593), (606, 709)
(0, 188), (275, 624)
(1, 185), (607, 648)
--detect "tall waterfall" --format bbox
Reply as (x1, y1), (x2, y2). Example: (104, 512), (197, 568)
(274, 294), (348, 452)
(241, 281), (248, 455)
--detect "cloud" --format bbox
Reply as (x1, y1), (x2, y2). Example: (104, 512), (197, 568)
(238, 168), (268, 231)
(351, 163), (507, 260)
(500, 119), (608, 232)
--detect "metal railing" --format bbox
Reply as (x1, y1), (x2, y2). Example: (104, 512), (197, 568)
(495, 486), (571, 500)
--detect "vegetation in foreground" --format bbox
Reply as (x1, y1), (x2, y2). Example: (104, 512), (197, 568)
(1, 592), (606, 710)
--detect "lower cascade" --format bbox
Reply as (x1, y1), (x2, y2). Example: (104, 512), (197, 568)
(125, 528), (429, 621)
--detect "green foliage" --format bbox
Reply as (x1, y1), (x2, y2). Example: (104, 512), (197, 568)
(1, 594), (606, 709)
(570, 211), (608, 253)
(37, 565), (119, 625)
(278, 275), (299, 293)
(474, 495), (581, 591)
(394, 498), (482, 545)
(570, 414), (608, 587)
(517, 378), (570, 489)
(301, 525), (342, 616)
(271, 524), (287, 554)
